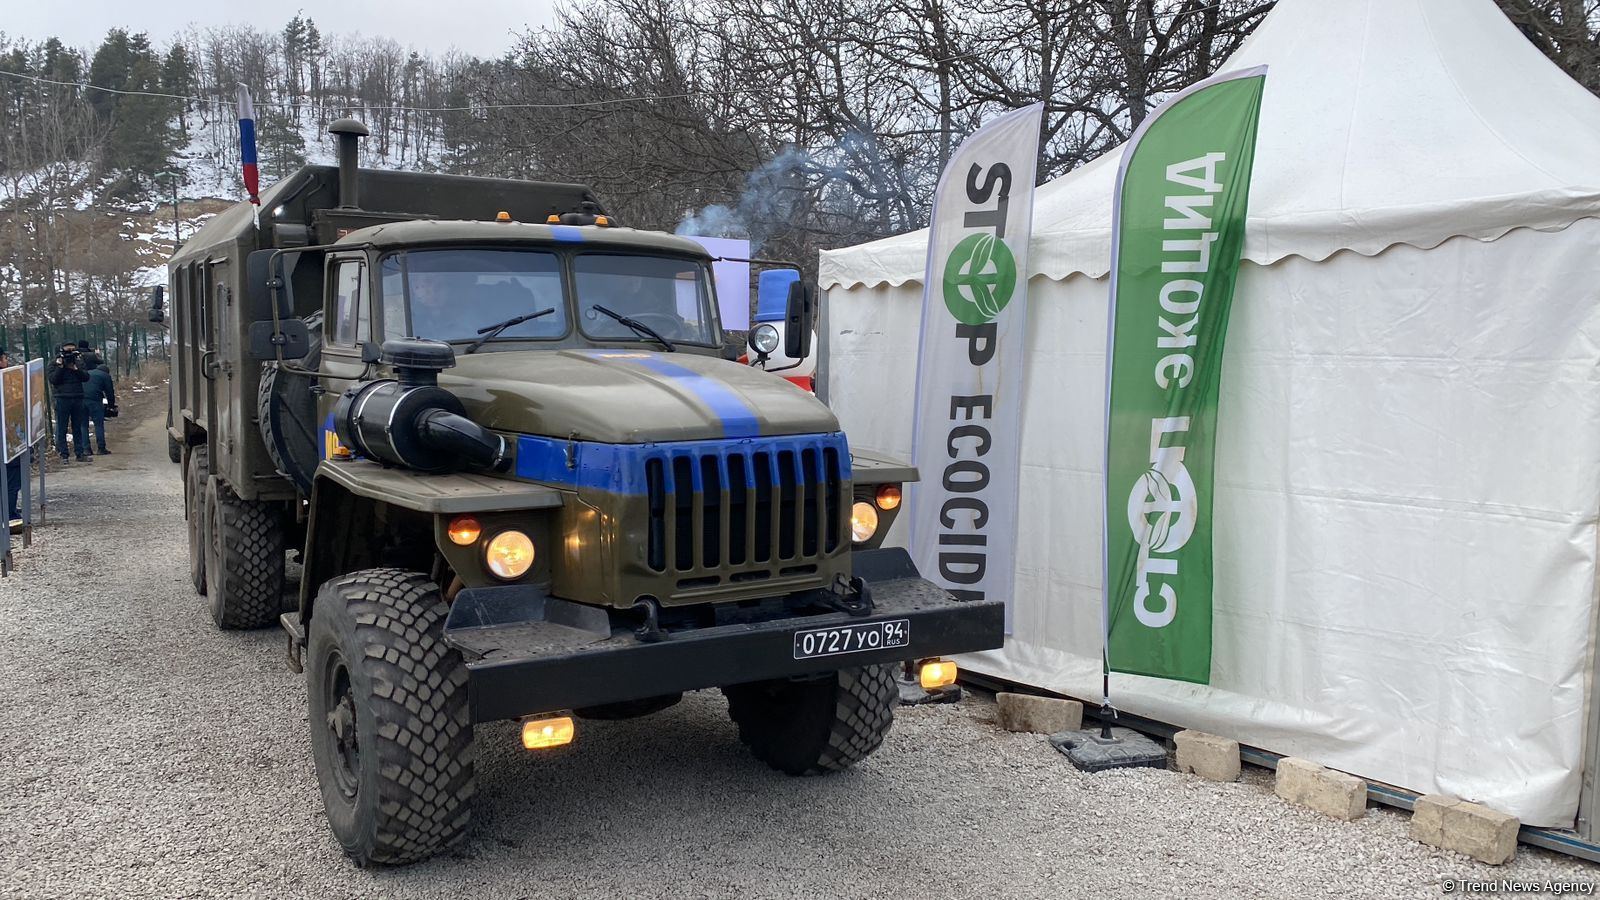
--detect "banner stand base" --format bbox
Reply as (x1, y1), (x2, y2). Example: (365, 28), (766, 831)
(1050, 727), (1168, 773)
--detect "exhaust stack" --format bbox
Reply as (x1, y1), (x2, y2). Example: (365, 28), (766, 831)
(328, 118), (370, 209)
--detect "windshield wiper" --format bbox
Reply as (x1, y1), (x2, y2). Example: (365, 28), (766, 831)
(591, 304), (675, 352)
(464, 307), (557, 354)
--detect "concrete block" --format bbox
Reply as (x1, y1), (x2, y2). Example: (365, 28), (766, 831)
(1410, 794), (1519, 865)
(1174, 730), (1240, 782)
(1274, 757), (1367, 821)
(1411, 794), (1451, 847)
(996, 693), (1083, 734)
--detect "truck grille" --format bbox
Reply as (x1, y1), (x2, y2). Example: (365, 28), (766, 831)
(643, 434), (850, 581)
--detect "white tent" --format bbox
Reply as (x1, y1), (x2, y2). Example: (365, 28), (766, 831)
(820, 0), (1600, 826)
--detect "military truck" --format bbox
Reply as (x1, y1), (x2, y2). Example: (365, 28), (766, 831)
(156, 119), (1003, 866)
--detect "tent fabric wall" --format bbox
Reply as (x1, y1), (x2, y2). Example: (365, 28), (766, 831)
(827, 222), (1600, 825)
(818, 0), (1600, 826)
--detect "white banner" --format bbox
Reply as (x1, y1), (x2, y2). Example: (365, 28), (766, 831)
(910, 103), (1043, 628)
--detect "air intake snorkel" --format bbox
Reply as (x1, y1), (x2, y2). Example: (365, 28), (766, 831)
(333, 339), (509, 473)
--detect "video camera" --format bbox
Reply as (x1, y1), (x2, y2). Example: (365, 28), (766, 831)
(57, 347), (81, 368)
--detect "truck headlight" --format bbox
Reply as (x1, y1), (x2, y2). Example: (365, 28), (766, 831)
(486, 530), (535, 580)
(850, 501), (879, 543)
(749, 323), (780, 355)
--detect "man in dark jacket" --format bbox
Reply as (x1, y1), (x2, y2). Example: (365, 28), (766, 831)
(84, 363), (115, 455)
(48, 343), (90, 462)
(76, 339), (102, 372)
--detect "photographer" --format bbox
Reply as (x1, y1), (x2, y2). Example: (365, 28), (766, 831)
(84, 360), (116, 455)
(48, 342), (91, 463)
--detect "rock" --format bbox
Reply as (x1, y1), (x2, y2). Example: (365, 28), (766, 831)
(1275, 757), (1367, 821)
(1174, 730), (1240, 782)
(996, 693), (1083, 734)
(1411, 794), (1451, 847)
(1410, 794), (1518, 865)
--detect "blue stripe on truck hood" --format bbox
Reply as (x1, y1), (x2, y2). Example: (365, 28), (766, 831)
(575, 350), (761, 439)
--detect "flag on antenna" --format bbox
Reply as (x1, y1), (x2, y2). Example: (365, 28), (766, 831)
(236, 85), (260, 206)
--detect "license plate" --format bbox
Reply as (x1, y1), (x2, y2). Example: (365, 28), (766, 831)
(793, 619), (910, 660)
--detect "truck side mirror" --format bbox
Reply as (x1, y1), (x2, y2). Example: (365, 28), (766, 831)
(784, 281), (816, 360)
(148, 285), (165, 324)
(245, 249), (284, 320)
(248, 318), (311, 360)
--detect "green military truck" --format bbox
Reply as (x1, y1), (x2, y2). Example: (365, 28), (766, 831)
(156, 119), (1003, 866)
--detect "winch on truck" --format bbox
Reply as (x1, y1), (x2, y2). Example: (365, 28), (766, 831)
(153, 118), (1004, 866)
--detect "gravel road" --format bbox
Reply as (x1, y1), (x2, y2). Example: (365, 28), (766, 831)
(1, 398), (1597, 899)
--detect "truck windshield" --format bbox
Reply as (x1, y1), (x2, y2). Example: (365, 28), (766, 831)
(380, 249), (568, 343)
(573, 254), (717, 346)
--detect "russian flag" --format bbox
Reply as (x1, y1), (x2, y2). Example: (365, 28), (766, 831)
(237, 85), (260, 206)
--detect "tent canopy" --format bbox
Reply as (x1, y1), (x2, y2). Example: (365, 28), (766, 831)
(819, 0), (1600, 289)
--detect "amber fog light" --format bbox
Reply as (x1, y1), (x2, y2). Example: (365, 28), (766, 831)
(919, 659), (958, 690)
(447, 516), (482, 546)
(521, 715), (574, 749)
(875, 484), (902, 510)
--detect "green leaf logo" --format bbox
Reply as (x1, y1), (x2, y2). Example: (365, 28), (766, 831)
(942, 233), (1018, 324)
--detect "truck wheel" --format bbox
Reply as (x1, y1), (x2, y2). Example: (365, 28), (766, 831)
(185, 445), (210, 594)
(203, 475), (287, 629)
(306, 569), (475, 866)
(722, 664), (897, 775)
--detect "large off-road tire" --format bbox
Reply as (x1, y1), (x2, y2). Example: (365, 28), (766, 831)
(306, 569), (475, 866)
(203, 475), (287, 629)
(185, 444), (210, 594)
(722, 664), (897, 775)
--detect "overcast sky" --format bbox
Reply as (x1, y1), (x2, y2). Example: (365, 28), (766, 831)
(6, 1), (562, 58)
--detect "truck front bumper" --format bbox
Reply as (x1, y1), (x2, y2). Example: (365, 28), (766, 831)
(441, 548), (1004, 723)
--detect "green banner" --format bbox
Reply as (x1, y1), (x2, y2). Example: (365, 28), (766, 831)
(1104, 67), (1266, 684)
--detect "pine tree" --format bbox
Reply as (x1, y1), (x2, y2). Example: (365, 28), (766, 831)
(257, 103), (306, 181)
(305, 20), (322, 102)
(121, 47), (173, 180)
(42, 39), (80, 84)
(283, 15), (307, 118)
(161, 44), (195, 140)
(85, 29), (133, 122)
(91, 32), (174, 199)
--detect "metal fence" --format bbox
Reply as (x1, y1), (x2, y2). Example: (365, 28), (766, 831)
(0, 322), (167, 375)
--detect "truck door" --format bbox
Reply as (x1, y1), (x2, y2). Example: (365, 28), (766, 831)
(208, 259), (236, 477)
(195, 261), (218, 461)
(169, 267), (187, 434)
(183, 263), (203, 430)
(317, 253), (372, 457)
